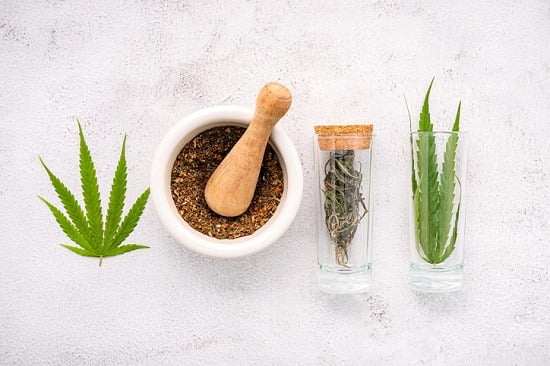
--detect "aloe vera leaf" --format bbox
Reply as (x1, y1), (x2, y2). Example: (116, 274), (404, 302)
(436, 102), (461, 261)
(416, 79), (440, 264)
(440, 202), (460, 263)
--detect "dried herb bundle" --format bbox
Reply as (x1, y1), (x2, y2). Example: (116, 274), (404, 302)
(323, 150), (367, 266)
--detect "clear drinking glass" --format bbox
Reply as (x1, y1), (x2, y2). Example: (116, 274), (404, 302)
(409, 131), (468, 292)
(314, 130), (374, 294)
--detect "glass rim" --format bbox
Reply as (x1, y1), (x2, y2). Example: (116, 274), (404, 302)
(410, 131), (468, 136)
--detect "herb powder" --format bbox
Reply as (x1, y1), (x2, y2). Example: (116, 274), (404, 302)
(171, 126), (284, 239)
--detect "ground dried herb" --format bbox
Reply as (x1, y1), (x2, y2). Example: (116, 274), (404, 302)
(171, 126), (284, 239)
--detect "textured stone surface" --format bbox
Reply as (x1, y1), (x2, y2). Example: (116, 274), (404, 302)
(1, 1), (549, 365)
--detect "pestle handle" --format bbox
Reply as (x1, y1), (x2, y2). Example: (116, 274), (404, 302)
(204, 82), (292, 217)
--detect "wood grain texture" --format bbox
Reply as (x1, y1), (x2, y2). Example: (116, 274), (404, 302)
(205, 82), (292, 217)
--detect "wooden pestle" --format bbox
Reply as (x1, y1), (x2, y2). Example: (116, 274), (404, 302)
(205, 82), (292, 217)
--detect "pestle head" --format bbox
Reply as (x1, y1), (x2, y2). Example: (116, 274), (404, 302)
(254, 82), (292, 124)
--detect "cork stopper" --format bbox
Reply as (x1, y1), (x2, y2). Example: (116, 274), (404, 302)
(314, 124), (374, 150)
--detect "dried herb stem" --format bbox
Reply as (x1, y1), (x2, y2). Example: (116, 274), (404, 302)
(323, 150), (367, 266)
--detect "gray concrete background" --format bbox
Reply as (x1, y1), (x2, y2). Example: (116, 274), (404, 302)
(1, 1), (549, 365)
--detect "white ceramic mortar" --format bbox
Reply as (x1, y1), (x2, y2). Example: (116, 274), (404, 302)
(150, 106), (303, 258)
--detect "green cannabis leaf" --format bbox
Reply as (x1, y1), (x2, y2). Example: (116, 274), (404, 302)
(412, 79), (461, 264)
(39, 120), (150, 266)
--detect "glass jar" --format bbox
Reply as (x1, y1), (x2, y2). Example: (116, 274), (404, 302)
(314, 126), (374, 294)
(409, 131), (468, 292)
